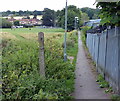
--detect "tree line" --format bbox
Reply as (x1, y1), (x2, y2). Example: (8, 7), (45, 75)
(1, 10), (43, 16)
(1, 6), (99, 29)
(42, 6), (99, 30)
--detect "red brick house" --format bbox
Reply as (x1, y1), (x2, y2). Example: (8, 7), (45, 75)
(8, 18), (41, 25)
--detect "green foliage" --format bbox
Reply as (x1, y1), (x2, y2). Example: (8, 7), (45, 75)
(33, 14), (37, 19)
(62, 30), (78, 50)
(111, 95), (120, 101)
(81, 7), (100, 19)
(56, 5), (81, 31)
(1, 10), (43, 16)
(96, 74), (104, 82)
(14, 20), (20, 26)
(2, 29), (77, 100)
(97, 2), (120, 26)
(67, 30), (78, 64)
(81, 26), (91, 45)
(42, 8), (55, 26)
(105, 87), (113, 93)
(96, 74), (109, 88)
(0, 18), (12, 28)
(62, 39), (75, 49)
(80, 12), (89, 25)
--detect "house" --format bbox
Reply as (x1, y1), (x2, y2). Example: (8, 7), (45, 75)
(7, 18), (16, 24)
(84, 19), (101, 28)
(7, 18), (41, 26)
(19, 19), (41, 25)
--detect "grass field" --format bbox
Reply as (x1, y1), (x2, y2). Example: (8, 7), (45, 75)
(2, 28), (64, 35)
(1, 28), (78, 100)
(1, 28), (65, 41)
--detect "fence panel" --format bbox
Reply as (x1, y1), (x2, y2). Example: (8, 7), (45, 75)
(86, 27), (120, 94)
(105, 28), (119, 91)
(94, 35), (100, 67)
(118, 28), (120, 94)
(97, 31), (107, 75)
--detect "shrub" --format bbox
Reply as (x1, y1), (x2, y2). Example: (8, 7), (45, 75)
(0, 18), (12, 28)
(81, 26), (91, 45)
(14, 20), (20, 26)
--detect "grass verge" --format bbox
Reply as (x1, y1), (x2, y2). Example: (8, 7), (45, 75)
(1, 28), (78, 100)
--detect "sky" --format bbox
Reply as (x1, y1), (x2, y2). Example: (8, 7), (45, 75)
(1, 0), (96, 12)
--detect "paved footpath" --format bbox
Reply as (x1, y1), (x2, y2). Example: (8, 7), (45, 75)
(73, 31), (111, 99)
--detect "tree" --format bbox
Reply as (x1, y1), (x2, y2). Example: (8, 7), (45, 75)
(56, 5), (81, 30)
(33, 14), (37, 19)
(0, 18), (12, 28)
(81, 12), (89, 24)
(33, 10), (43, 15)
(1, 10), (43, 17)
(27, 16), (30, 19)
(81, 7), (100, 19)
(14, 20), (20, 26)
(97, 2), (120, 26)
(42, 8), (55, 26)
(19, 10), (24, 16)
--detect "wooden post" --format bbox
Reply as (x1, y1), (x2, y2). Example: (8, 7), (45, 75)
(38, 32), (45, 77)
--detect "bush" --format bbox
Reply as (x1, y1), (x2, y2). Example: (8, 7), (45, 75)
(14, 20), (20, 26)
(81, 26), (91, 45)
(0, 18), (12, 28)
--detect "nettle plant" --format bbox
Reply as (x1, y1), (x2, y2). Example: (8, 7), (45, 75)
(97, 2), (120, 26)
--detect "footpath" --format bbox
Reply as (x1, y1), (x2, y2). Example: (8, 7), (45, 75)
(73, 31), (111, 99)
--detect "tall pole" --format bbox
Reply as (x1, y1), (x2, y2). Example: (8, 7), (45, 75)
(64, 0), (67, 61)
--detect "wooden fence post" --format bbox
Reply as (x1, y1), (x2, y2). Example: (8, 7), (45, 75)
(38, 32), (45, 77)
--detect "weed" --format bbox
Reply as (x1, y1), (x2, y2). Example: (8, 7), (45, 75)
(111, 95), (120, 101)
(2, 28), (77, 100)
(105, 87), (113, 93)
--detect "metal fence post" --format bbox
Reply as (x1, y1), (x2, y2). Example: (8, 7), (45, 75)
(96, 35), (100, 72)
(118, 27), (120, 94)
(104, 29), (108, 78)
(38, 32), (45, 77)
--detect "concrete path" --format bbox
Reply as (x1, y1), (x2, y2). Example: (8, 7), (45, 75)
(73, 31), (111, 99)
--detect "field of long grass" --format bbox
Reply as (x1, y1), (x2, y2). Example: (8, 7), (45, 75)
(1, 28), (78, 100)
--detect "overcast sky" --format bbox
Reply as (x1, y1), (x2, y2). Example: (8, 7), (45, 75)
(1, 0), (96, 12)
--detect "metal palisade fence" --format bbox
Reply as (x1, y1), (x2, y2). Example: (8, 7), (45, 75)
(86, 27), (120, 94)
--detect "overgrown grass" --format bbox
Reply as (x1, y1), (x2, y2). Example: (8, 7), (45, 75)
(111, 94), (120, 101)
(80, 26), (91, 46)
(67, 30), (78, 64)
(1, 28), (78, 100)
(2, 28), (64, 35)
